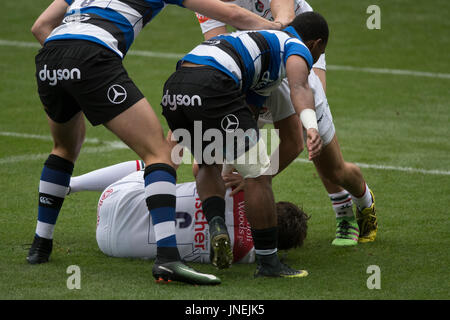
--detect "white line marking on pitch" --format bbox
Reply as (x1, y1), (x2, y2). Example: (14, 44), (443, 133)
(0, 145), (127, 165)
(0, 131), (127, 165)
(293, 158), (450, 176)
(0, 131), (101, 144)
(1, 39), (449, 79)
(1, 131), (449, 176)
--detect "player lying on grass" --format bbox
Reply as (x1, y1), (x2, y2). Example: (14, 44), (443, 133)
(196, 0), (378, 246)
(68, 161), (309, 281)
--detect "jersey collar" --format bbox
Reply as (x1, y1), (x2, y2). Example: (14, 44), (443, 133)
(283, 26), (303, 42)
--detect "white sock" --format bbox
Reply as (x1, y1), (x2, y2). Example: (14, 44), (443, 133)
(69, 160), (144, 193)
(352, 183), (373, 210)
(329, 190), (354, 218)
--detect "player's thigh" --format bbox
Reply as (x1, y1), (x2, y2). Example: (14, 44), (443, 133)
(47, 112), (86, 161)
(104, 97), (171, 165)
(36, 44), (86, 160)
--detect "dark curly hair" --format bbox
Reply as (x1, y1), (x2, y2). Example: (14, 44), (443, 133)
(276, 201), (310, 250)
(289, 11), (329, 45)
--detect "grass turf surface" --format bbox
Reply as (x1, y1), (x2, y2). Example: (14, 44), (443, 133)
(0, 0), (449, 301)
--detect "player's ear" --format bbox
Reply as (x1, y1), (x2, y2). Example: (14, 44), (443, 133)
(312, 38), (323, 50)
(304, 39), (320, 52)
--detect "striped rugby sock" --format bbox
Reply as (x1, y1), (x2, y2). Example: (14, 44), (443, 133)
(352, 182), (373, 211)
(36, 154), (74, 239)
(329, 190), (354, 218)
(144, 163), (180, 262)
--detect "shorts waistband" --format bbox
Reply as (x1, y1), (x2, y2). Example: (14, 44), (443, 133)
(45, 39), (108, 50)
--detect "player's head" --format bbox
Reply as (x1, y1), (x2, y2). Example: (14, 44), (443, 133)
(288, 11), (329, 64)
(276, 201), (310, 250)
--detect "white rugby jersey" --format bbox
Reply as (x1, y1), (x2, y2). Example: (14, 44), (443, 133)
(196, 0), (313, 34)
(46, 0), (185, 58)
(181, 27), (313, 102)
(96, 171), (255, 263)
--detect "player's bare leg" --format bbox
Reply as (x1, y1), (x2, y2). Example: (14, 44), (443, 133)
(196, 164), (233, 269)
(244, 175), (308, 278)
(313, 135), (377, 244)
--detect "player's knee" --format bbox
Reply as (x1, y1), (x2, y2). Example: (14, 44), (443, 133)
(51, 141), (83, 163)
(50, 148), (79, 163)
(142, 141), (174, 168)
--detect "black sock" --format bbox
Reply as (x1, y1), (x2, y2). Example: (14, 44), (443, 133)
(251, 227), (278, 257)
(156, 247), (181, 264)
(202, 196), (225, 223)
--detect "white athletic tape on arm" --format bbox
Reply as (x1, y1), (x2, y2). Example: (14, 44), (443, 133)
(300, 109), (319, 131)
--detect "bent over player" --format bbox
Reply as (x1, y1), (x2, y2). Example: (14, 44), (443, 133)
(28, 0), (282, 285)
(161, 12), (328, 278)
(197, 2), (378, 245)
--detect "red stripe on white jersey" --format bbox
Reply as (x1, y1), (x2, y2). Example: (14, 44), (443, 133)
(232, 190), (254, 262)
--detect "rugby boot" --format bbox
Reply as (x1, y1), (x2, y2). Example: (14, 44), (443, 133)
(26, 235), (53, 264)
(209, 216), (233, 269)
(356, 190), (378, 243)
(331, 216), (359, 246)
(152, 260), (221, 285)
(254, 253), (308, 278)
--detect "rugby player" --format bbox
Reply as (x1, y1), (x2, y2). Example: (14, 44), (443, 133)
(160, 12), (327, 278)
(68, 161), (309, 278)
(28, 0), (283, 286)
(196, 0), (378, 246)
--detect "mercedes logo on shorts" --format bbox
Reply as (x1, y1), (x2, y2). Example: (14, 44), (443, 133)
(221, 114), (240, 132)
(107, 84), (127, 104)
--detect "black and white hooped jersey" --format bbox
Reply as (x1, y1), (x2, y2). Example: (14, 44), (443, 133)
(46, 0), (185, 58)
(181, 26), (313, 105)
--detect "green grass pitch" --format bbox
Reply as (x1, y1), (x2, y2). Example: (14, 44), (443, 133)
(0, 0), (449, 300)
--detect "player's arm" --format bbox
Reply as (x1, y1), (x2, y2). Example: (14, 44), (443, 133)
(286, 54), (322, 160)
(31, 0), (69, 46)
(69, 161), (144, 193)
(272, 114), (304, 176)
(203, 25), (228, 40)
(184, 0), (281, 32)
(270, 0), (296, 27)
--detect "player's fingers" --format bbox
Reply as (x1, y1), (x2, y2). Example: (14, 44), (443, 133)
(224, 178), (241, 189)
(229, 183), (245, 196)
(307, 135), (322, 159)
(308, 140), (322, 160)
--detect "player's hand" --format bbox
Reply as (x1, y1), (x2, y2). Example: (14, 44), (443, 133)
(306, 128), (322, 160)
(222, 172), (245, 196)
